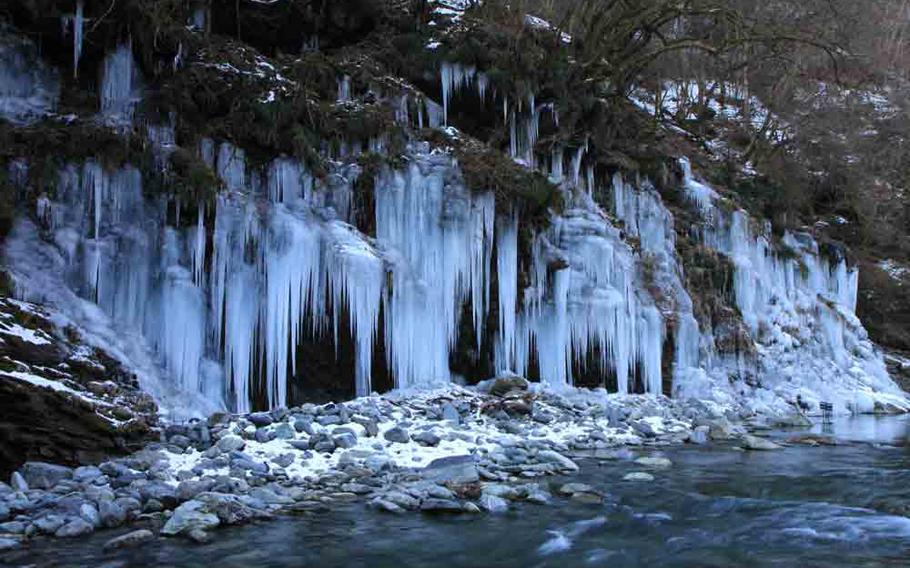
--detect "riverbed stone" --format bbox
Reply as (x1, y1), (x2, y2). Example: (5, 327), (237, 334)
(741, 434), (783, 451)
(420, 498), (464, 513)
(10, 472), (28, 492)
(20, 462), (73, 490)
(103, 529), (155, 550)
(623, 472), (655, 482)
(55, 518), (93, 538)
(634, 456), (673, 468)
(422, 455), (479, 484)
(478, 494), (508, 513)
(161, 501), (221, 537)
(217, 435), (246, 453)
(384, 426), (410, 444)
(413, 431), (441, 447)
(248, 412), (274, 427)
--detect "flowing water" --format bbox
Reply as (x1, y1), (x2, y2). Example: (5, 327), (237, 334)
(8, 416), (910, 568)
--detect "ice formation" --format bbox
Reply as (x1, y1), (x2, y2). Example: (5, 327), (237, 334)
(100, 42), (142, 124)
(0, 27), (60, 124)
(1, 40), (906, 417)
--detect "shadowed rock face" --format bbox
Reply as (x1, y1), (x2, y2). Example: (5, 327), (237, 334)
(0, 298), (158, 479)
(209, 0), (383, 55)
(0, 379), (152, 479)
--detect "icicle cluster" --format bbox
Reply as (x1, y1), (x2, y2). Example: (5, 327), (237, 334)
(100, 42), (141, 124)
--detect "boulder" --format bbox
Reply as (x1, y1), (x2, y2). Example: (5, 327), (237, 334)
(420, 499), (464, 513)
(476, 375), (530, 397)
(19, 462), (72, 490)
(478, 494), (509, 513)
(55, 518), (94, 538)
(412, 431), (441, 447)
(422, 455), (479, 485)
(741, 434), (783, 451)
(623, 472), (654, 482)
(161, 501), (221, 537)
(383, 427), (410, 444)
(217, 435), (246, 453)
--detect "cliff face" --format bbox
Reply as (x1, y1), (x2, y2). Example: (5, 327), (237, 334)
(0, 0), (906, 421)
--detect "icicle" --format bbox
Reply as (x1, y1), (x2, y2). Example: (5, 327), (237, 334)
(73, 0), (84, 78)
(495, 214), (518, 372)
(192, 206), (206, 287)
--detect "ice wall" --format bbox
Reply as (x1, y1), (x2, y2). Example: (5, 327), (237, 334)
(677, 158), (907, 414)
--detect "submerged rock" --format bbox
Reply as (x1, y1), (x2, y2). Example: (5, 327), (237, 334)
(741, 435), (783, 451)
(103, 529), (155, 550)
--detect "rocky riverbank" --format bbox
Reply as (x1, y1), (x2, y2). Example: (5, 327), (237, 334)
(0, 375), (828, 553)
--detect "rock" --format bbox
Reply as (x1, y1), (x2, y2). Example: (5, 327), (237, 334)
(537, 450), (579, 472)
(272, 423), (296, 440)
(10, 472), (28, 492)
(422, 455), (479, 485)
(503, 399), (532, 415)
(250, 487), (294, 505)
(526, 488), (551, 505)
(272, 453), (296, 468)
(441, 403), (461, 424)
(623, 472), (655, 482)
(80, 503), (100, 527)
(194, 492), (271, 525)
(384, 426), (410, 444)
(0, 536), (21, 551)
(365, 454), (394, 474)
(232, 458), (269, 473)
(571, 492), (603, 505)
(687, 428), (709, 445)
(557, 483), (595, 496)
(248, 412), (274, 427)
(103, 529), (155, 550)
(317, 415), (342, 427)
(352, 416), (379, 437)
(217, 435), (246, 453)
(420, 499), (464, 513)
(412, 431), (441, 447)
(287, 440), (311, 451)
(371, 499), (404, 514)
(140, 482), (179, 508)
(34, 514), (66, 534)
(294, 418), (314, 435)
(707, 420), (735, 440)
(741, 434), (783, 451)
(177, 479), (215, 501)
(787, 434), (837, 446)
(19, 462), (73, 489)
(332, 432), (358, 449)
(169, 435), (193, 449)
(478, 494), (509, 513)
(772, 414), (813, 428)
(99, 501), (127, 528)
(631, 420), (658, 438)
(634, 457), (672, 468)
(161, 501), (221, 537)
(73, 465), (104, 483)
(254, 429), (276, 443)
(477, 375), (529, 397)
(56, 518), (94, 538)
(382, 491), (420, 510)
